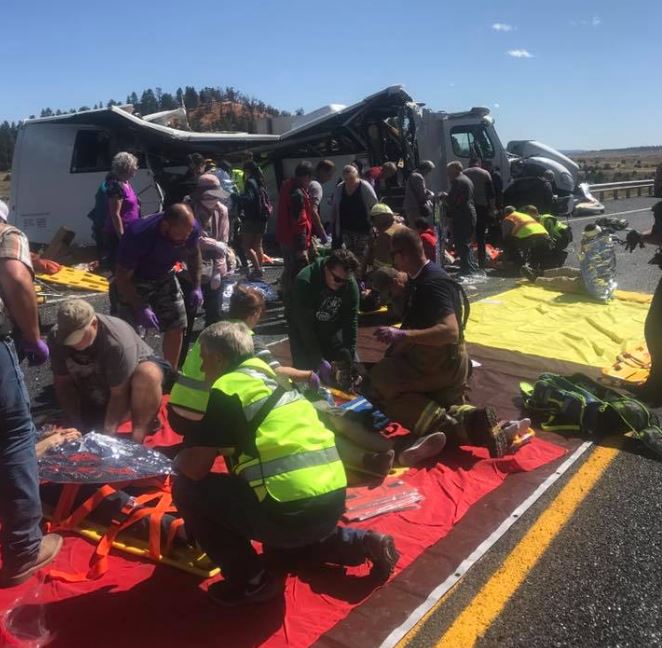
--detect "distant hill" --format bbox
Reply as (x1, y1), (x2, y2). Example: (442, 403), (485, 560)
(571, 145), (662, 157)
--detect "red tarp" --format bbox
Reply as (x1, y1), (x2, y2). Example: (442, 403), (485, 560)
(0, 425), (564, 648)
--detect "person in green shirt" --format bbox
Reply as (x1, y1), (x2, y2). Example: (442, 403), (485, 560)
(289, 249), (360, 371)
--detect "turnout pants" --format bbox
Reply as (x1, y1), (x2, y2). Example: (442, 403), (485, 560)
(367, 343), (470, 436)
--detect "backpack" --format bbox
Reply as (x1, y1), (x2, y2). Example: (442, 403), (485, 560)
(257, 185), (273, 221)
(520, 372), (662, 459)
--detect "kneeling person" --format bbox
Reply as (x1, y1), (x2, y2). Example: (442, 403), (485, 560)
(50, 300), (169, 442)
(173, 322), (398, 606)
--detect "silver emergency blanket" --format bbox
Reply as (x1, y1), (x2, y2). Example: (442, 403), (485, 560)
(579, 233), (617, 301)
(38, 432), (173, 483)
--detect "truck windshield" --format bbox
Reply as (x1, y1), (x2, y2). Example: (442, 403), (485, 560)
(450, 126), (495, 159)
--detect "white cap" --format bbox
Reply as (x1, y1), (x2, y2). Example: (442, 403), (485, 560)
(0, 200), (8, 223)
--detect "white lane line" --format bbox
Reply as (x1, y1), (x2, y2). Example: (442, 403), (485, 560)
(266, 336), (289, 347)
(378, 440), (594, 648)
(571, 207), (651, 223)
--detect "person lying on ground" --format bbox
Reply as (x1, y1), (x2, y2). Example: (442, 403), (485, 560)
(115, 203), (202, 369)
(521, 224), (617, 301)
(50, 299), (170, 443)
(289, 248), (360, 373)
(364, 228), (515, 464)
(173, 322), (399, 606)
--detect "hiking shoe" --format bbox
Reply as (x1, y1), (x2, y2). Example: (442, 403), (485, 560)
(362, 531), (400, 579)
(362, 450), (395, 478)
(0, 533), (63, 588)
(519, 264), (538, 282)
(208, 571), (283, 607)
(397, 432), (447, 467)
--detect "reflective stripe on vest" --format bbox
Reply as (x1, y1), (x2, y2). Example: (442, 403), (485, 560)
(506, 212), (548, 239)
(238, 446), (341, 483)
(217, 357), (347, 502)
(169, 342), (209, 413)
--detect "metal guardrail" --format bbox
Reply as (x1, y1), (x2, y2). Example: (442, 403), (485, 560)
(588, 179), (654, 201)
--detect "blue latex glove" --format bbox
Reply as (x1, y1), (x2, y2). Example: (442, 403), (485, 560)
(21, 339), (50, 366)
(374, 326), (407, 346)
(189, 287), (204, 311)
(317, 360), (333, 385)
(136, 307), (160, 331)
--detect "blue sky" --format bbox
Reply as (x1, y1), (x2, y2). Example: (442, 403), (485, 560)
(1, 0), (659, 150)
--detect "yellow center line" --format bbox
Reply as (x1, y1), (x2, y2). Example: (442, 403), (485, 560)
(429, 440), (622, 648)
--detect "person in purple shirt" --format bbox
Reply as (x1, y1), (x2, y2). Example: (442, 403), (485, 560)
(115, 203), (202, 369)
(100, 152), (141, 266)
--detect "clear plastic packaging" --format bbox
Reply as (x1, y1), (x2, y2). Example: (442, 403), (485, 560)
(579, 233), (617, 301)
(38, 431), (173, 483)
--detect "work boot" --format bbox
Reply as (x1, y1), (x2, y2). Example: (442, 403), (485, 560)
(397, 432), (447, 467)
(362, 450), (395, 479)
(464, 406), (512, 457)
(519, 264), (538, 282)
(361, 531), (400, 579)
(0, 533), (63, 588)
(208, 571), (283, 607)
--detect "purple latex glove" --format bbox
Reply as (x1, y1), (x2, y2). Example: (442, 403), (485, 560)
(308, 371), (321, 391)
(374, 326), (407, 345)
(317, 360), (333, 385)
(136, 307), (160, 330)
(189, 287), (204, 311)
(22, 339), (50, 366)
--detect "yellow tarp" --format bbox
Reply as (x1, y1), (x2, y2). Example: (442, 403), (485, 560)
(467, 285), (650, 368)
(36, 267), (109, 293)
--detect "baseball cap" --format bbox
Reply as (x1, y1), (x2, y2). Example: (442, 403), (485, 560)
(195, 173), (227, 201)
(56, 299), (95, 346)
(370, 203), (393, 218)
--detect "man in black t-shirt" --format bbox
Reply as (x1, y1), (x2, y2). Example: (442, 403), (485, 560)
(366, 229), (504, 464)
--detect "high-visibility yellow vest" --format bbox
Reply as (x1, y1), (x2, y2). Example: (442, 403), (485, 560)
(215, 357), (346, 503)
(505, 212), (548, 239)
(232, 169), (245, 194)
(169, 341), (208, 414)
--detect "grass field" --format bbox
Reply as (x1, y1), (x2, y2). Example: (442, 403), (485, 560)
(572, 150), (661, 185)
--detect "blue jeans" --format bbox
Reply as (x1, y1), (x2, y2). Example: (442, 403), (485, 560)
(173, 473), (366, 585)
(0, 339), (42, 571)
(453, 216), (478, 275)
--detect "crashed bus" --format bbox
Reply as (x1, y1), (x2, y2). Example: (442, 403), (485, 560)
(9, 85), (601, 245)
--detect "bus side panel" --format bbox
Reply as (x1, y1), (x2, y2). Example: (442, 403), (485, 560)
(11, 124), (105, 245)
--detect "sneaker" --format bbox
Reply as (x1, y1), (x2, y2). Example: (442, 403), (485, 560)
(362, 450), (395, 478)
(0, 533), (63, 588)
(520, 264), (538, 282)
(361, 531), (400, 579)
(208, 571), (283, 607)
(397, 432), (447, 467)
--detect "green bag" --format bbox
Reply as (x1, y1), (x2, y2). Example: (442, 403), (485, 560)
(520, 373), (662, 459)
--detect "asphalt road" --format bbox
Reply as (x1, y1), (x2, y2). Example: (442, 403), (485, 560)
(22, 196), (662, 648)
(406, 195), (662, 648)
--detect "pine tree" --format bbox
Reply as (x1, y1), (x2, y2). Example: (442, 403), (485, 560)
(139, 89), (158, 114)
(176, 87), (184, 106)
(160, 93), (178, 110)
(183, 86), (199, 109)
